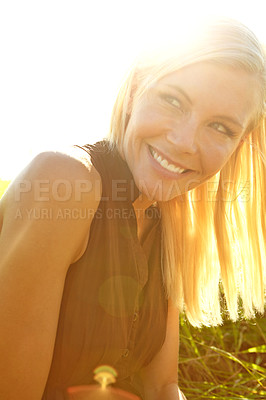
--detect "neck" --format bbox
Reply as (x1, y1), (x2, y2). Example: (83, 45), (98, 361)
(133, 194), (154, 216)
(133, 194), (156, 242)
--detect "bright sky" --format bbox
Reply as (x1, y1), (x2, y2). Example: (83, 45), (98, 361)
(1, 0), (266, 179)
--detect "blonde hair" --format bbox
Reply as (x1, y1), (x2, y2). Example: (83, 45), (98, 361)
(107, 18), (266, 326)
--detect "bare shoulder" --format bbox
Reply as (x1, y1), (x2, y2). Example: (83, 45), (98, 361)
(0, 146), (103, 398)
(0, 146), (102, 269)
(1, 145), (101, 202)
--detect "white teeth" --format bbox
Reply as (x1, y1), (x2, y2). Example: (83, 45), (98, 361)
(150, 148), (186, 174)
(161, 159), (168, 168)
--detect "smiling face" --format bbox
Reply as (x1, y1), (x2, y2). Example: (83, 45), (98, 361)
(121, 62), (259, 201)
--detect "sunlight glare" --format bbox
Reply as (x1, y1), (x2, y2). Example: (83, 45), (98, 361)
(1, 0), (266, 179)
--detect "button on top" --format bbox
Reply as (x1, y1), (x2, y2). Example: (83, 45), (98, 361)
(123, 349), (129, 357)
(133, 312), (139, 322)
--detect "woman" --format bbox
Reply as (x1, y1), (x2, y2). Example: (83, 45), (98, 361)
(0, 18), (265, 400)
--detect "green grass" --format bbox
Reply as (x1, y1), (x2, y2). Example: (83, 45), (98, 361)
(179, 313), (266, 399)
(0, 180), (265, 399)
(0, 179), (11, 198)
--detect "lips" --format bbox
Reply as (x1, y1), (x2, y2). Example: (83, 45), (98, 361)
(148, 145), (192, 174)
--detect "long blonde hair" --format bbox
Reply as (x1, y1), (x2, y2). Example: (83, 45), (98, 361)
(107, 18), (266, 326)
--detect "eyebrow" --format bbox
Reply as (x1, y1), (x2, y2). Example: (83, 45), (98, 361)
(163, 84), (193, 105)
(211, 115), (244, 130)
(163, 84), (245, 130)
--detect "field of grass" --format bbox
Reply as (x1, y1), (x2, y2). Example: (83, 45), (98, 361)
(0, 179), (265, 399)
(179, 313), (266, 399)
(0, 179), (11, 199)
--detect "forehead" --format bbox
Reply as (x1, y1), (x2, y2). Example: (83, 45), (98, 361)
(154, 62), (260, 125)
(158, 62), (258, 96)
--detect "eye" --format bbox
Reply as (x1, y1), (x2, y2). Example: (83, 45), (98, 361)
(210, 122), (236, 137)
(212, 122), (228, 133)
(167, 96), (182, 108)
(160, 93), (183, 110)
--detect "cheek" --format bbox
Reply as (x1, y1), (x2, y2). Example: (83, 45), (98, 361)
(201, 139), (239, 174)
(129, 105), (168, 139)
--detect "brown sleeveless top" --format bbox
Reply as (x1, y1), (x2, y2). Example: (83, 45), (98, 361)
(42, 141), (168, 399)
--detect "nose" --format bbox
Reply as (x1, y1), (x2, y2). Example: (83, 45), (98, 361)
(166, 118), (199, 154)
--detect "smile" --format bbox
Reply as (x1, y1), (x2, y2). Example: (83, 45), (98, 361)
(149, 146), (189, 174)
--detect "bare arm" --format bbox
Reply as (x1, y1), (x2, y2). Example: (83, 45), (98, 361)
(139, 299), (186, 400)
(0, 150), (101, 399)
